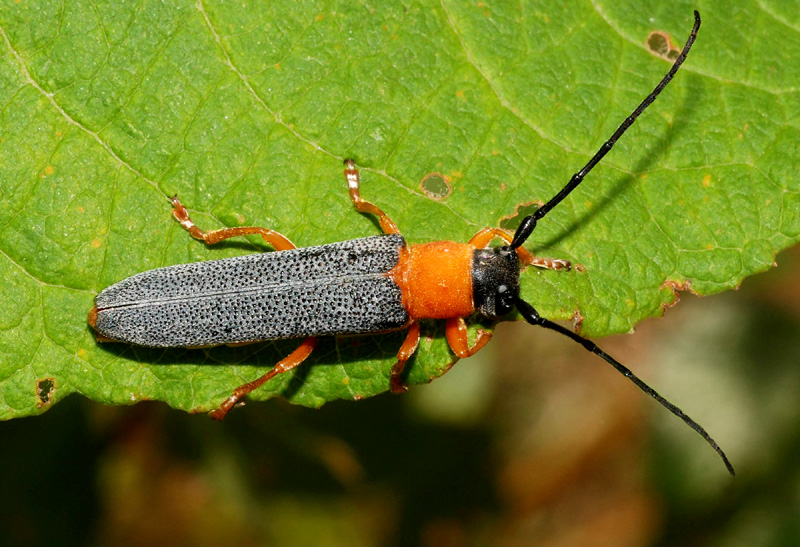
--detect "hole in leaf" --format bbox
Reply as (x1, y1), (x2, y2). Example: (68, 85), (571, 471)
(36, 378), (55, 407)
(420, 173), (452, 200)
(646, 31), (680, 61)
(499, 201), (543, 231)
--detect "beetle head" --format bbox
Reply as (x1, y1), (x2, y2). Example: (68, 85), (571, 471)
(472, 246), (520, 319)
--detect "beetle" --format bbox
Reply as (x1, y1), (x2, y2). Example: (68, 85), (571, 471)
(88, 12), (733, 474)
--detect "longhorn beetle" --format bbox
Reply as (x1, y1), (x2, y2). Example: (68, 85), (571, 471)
(89, 12), (734, 475)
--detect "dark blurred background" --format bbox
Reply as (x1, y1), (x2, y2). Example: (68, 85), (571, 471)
(3, 245), (799, 547)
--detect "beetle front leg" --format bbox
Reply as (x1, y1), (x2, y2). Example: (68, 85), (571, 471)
(445, 317), (491, 358)
(210, 337), (317, 420)
(468, 227), (570, 271)
(170, 196), (296, 251)
(389, 322), (421, 393)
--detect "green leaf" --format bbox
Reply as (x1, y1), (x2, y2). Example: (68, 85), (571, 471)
(1, 1), (798, 419)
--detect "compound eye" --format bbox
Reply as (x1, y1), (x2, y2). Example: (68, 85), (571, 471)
(495, 284), (515, 316)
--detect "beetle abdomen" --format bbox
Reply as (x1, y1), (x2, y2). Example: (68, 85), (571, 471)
(93, 234), (409, 347)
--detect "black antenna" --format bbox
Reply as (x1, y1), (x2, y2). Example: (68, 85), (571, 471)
(510, 11), (701, 250)
(515, 298), (735, 476)
(507, 12), (734, 475)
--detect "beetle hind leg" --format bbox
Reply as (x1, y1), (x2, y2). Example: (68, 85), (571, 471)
(170, 196), (296, 251)
(209, 337), (317, 420)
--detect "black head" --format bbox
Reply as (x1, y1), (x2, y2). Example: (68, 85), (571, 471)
(472, 246), (520, 319)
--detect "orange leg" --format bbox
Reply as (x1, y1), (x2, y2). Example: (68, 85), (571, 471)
(468, 227), (570, 271)
(343, 159), (401, 235)
(170, 196), (296, 250)
(445, 317), (492, 358)
(209, 337), (318, 420)
(170, 197), (313, 419)
(389, 322), (421, 393)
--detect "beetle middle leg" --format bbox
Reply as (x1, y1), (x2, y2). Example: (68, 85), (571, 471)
(468, 227), (570, 271)
(170, 196), (296, 251)
(209, 337), (318, 420)
(389, 321), (421, 393)
(343, 159), (401, 235)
